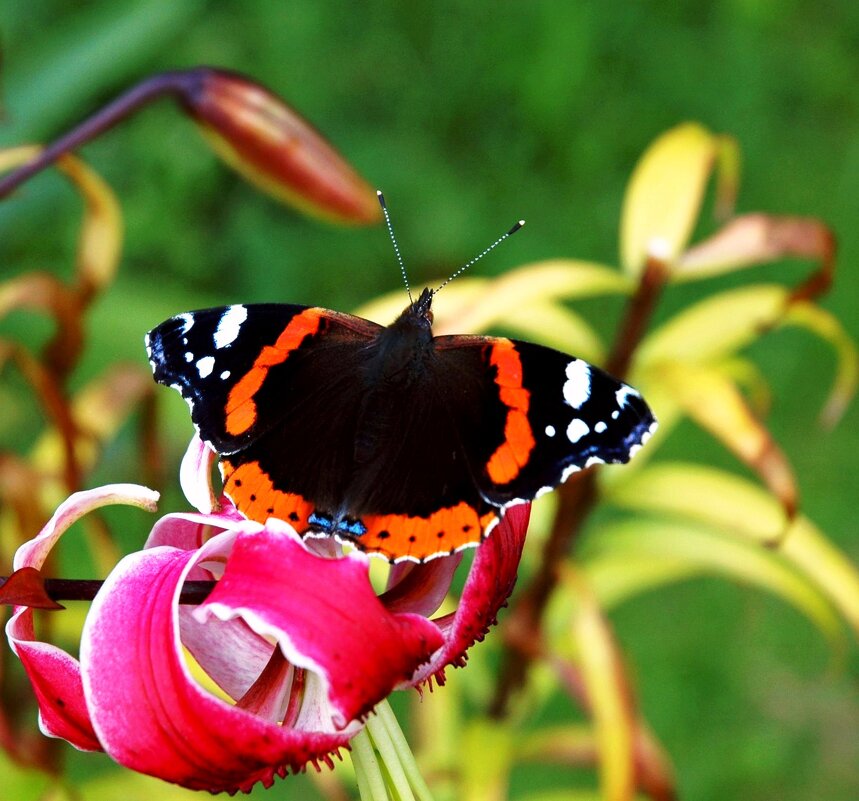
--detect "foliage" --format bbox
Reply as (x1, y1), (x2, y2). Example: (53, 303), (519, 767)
(2, 5), (859, 800)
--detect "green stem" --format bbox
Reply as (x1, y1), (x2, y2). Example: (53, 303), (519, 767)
(366, 709), (416, 801)
(350, 728), (388, 801)
(375, 701), (436, 801)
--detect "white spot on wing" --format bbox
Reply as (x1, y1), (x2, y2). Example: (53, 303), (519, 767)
(594, 421), (607, 434)
(196, 356), (215, 378)
(214, 305), (248, 349)
(616, 385), (639, 407)
(178, 313), (194, 334)
(566, 418), (590, 443)
(185, 352), (193, 362)
(220, 370), (231, 380)
(563, 360), (591, 409)
(545, 425), (556, 437)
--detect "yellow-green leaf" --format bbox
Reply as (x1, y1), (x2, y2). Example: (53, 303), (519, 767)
(567, 568), (636, 801)
(646, 361), (797, 514)
(620, 123), (738, 275)
(56, 153), (123, 298)
(779, 301), (858, 428)
(440, 260), (631, 335)
(603, 462), (786, 539)
(501, 301), (606, 363)
(354, 278), (486, 327)
(517, 725), (597, 764)
(604, 463), (859, 638)
(580, 516), (843, 645)
(459, 718), (514, 801)
(636, 285), (788, 367)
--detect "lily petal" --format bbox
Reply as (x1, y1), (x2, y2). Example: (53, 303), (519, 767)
(7, 484), (159, 752)
(179, 432), (219, 514)
(81, 527), (350, 792)
(409, 504), (531, 685)
(199, 519), (445, 727)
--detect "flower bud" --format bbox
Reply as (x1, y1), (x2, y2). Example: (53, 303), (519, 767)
(178, 68), (381, 225)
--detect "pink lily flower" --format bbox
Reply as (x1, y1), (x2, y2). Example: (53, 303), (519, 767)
(6, 437), (530, 792)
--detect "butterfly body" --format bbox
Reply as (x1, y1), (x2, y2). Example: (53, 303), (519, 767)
(146, 288), (656, 562)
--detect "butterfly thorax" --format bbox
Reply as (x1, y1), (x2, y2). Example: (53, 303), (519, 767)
(352, 289), (435, 465)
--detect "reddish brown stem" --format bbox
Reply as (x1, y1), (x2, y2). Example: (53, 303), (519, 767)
(489, 256), (668, 719)
(0, 70), (201, 199)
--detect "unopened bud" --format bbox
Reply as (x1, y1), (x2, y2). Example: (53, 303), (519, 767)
(179, 68), (381, 225)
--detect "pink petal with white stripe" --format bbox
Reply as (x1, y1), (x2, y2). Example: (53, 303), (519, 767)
(7, 484), (159, 750)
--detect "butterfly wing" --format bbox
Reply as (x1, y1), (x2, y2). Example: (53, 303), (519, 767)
(432, 335), (656, 506)
(146, 303), (383, 452)
(307, 334), (655, 563)
(146, 303), (389, 529)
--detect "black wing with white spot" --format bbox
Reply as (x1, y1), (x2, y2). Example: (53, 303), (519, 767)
(144, 303), (382, 453)
(433, 337), (657, 507)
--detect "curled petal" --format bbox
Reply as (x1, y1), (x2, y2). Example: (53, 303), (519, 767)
(199, 519), (445, 727)
(409, 504), (531, 685)
(7, 484), (158, 752)
(7, 629), (101, 751)
(14, 483), (159, 571)
(81, 530), (350, 792)
(382, 554), (463, 617)
(179, 432), (219, 514)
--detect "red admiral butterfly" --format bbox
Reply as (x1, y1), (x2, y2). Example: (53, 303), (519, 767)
(146, 199), (656, 563)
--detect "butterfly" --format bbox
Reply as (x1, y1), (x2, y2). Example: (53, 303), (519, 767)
(146, 197), (656, 563)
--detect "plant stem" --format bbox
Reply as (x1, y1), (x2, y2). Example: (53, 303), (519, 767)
(0, 71), (200, 199)
(489, 257), (668, 719)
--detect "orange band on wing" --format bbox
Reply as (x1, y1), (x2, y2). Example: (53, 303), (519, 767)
(225, 309), (322, 436)
(486, 340), (535, 484)
(359, 503), (498, 562)
(221, 459), (315, 530)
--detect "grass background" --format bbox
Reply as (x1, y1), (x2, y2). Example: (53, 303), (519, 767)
(1, 2), (858, 799)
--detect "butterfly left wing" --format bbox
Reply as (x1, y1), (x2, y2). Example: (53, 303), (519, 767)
(145, 303), (383, 454)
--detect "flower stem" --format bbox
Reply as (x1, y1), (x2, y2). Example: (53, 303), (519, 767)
(0, 575), (214, 606)
(0, 71), (198, 199)
(366, 711), (416, 801)
(350, 727), (389, 801)
(374, 701), (436, 801)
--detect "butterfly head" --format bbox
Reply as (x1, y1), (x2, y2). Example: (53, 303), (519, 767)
(413, 287), (434, 324)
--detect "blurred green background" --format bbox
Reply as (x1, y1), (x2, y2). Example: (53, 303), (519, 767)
(1, 2), (858, 799)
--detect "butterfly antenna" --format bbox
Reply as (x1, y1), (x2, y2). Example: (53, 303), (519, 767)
(434, 219), (525, 294)
(377, 190), (412, 304)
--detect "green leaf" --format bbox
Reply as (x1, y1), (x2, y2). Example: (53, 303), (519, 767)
(603, 463), (859, 638)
